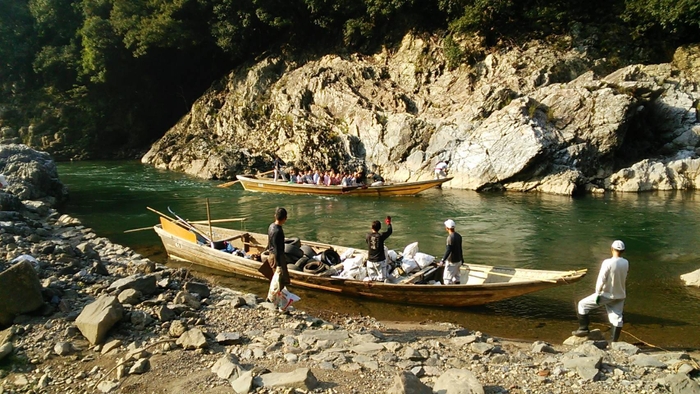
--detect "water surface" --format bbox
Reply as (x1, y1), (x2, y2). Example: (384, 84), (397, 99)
(57, 161), (700, 349)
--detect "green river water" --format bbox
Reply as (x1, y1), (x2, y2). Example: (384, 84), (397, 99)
(56, 161), (700, 349)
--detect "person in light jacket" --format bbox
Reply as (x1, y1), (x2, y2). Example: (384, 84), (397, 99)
(572, 240), (629, 342)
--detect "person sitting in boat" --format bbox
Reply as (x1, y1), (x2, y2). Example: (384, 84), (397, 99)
(273, 156), (286, 182)
(287, 169), (299, 184)
(303, 170), (313, 184)
(439, 219), (463, 284)
(322, 171), (331, 186)
(368, 172), (384, 187)
(366, 216), (393, 281)
(435, 159), (449, 180)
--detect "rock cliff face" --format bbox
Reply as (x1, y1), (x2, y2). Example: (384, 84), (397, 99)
(142, 35), (700, 195)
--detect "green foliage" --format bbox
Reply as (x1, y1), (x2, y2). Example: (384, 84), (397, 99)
(1, 0), (699, 159)
(443, 34), (463, 69)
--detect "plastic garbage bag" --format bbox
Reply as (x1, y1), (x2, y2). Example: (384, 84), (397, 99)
(402, 242), (419, 259)
(414, 252), (435, 268)
(339, 248), (355, 261)
(400, 258), (419, 274)
(267, 270), (300, 311)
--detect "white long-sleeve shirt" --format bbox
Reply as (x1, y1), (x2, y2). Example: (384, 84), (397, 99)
(595, 256), (629, 299)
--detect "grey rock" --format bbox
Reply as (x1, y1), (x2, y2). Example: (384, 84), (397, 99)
(101, 339), (122, 355)
(53, 341), (74, 356)
(386, 371), (432, 394)
(298, 329), (350, 347)
(130, 310), (154, 328)
(0, 144), (67, 202)
(350, 342), (385, 355)
(230, 370), (254, 394)
(169, 320), (187, 337)
(173, 291), (201, 310)
(154, 305), (176, 322)
(631, 354), (668, 368)
(97, 380), (120, 393)
(108, 274), (157, 295)
(664, 373), (700, 394)
(0, 260), (44, 326)
(532, 341), (557, 354)
(572, 343), (608, 359)
(258, 368), (318, 390)
(610, 341), (640, 355)
(176, 328), (207, 349)
(212, 354), (242, 380)
(562, 355), (602, 381)
(403, 346), (425, 361)
(75, 295), (124, 345)
(184, 282), (210, 298)
(433, 368), (485, 394)
(117, 288), (142, 305)
(129, 358), (150, 374)
(216, 332), (243, 345)
(0, 342), (13, 360)
(451, 335), (478, 348)
(471, 342), (494, 355)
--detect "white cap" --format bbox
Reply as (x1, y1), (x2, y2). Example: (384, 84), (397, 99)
(611, 240), (625, 251)
(444, 219), (456, 229)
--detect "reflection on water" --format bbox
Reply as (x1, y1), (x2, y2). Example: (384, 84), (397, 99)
(57, 161), (700, 348)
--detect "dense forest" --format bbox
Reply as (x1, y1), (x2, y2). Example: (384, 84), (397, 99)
(0, 0), (698, 160)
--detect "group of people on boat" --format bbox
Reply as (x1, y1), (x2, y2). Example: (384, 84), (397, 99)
(279, 166), (386, 188)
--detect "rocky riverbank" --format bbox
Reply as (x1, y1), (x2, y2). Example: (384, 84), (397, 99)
(142, 36), (700, 196)
(2, 145), (700, 393)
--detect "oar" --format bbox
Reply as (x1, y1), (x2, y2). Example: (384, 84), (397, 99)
(126, 217), (248, 233)
(217, 169), (275, 188)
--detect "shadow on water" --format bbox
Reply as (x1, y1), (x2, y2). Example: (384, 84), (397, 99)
(56, 161), (700, 349)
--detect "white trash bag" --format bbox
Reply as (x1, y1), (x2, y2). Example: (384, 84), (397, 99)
(414, 252), (435, 269)
(402, 242), (419, 259)
(400, 258), (419, 274)
(267, 270), (301, 311)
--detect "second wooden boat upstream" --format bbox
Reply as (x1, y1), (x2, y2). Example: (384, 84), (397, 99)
(234, 174), (453, 196)
(154, 218), (587, 307)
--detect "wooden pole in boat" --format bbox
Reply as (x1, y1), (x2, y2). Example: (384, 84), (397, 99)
(146, 206), (176, 222)
(123, 217), (247, 233)
(205, 198), (213, 244)
(466, 267), (559, 283)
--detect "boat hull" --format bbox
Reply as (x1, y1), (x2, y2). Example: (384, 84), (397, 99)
(235, 175), (452, 196)
(154, 224), (586, 307)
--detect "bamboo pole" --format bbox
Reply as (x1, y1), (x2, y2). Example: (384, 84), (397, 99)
(205, 198), (213, 244)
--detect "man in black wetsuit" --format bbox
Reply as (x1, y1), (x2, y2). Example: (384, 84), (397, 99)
(366, 216), (392, 281)
(439, 219), (463, 284)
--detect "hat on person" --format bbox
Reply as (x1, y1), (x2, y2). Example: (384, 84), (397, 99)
(611, 240), (625, 251)
(444, 219), (456, 229)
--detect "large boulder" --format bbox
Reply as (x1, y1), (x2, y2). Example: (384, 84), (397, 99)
(0, 260), (44, 326)
(681, 268), (700, 287)
(0, 144), (67, 204)
(75, 295), (124, 345)
(387, 371), (432, 394)
(257, 368), (318, 391)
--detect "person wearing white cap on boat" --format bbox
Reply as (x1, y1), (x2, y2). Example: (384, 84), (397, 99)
(572, 240), (629, 342)
(439, 219), (463, 284)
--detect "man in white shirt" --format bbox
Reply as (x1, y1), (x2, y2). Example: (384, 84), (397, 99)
(434, 160), (449, 179)
(572, 240), (629, 342)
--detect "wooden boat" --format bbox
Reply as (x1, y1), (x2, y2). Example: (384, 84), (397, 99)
(154, 218), (587, 307)
(235, 174), (453, 196)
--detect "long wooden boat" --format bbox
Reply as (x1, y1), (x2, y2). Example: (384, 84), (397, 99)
(235, 174), (453, 196)
(154, 218), (587, 307)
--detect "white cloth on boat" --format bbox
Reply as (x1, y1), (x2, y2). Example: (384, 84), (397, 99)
(442, 261), (462, 284)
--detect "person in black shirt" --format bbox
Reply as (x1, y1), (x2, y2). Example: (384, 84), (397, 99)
(273, 156), (286, 182)
(440, 219), (463, 284)
(366, 216), (392, 281)
(267, 207), (290, 288)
